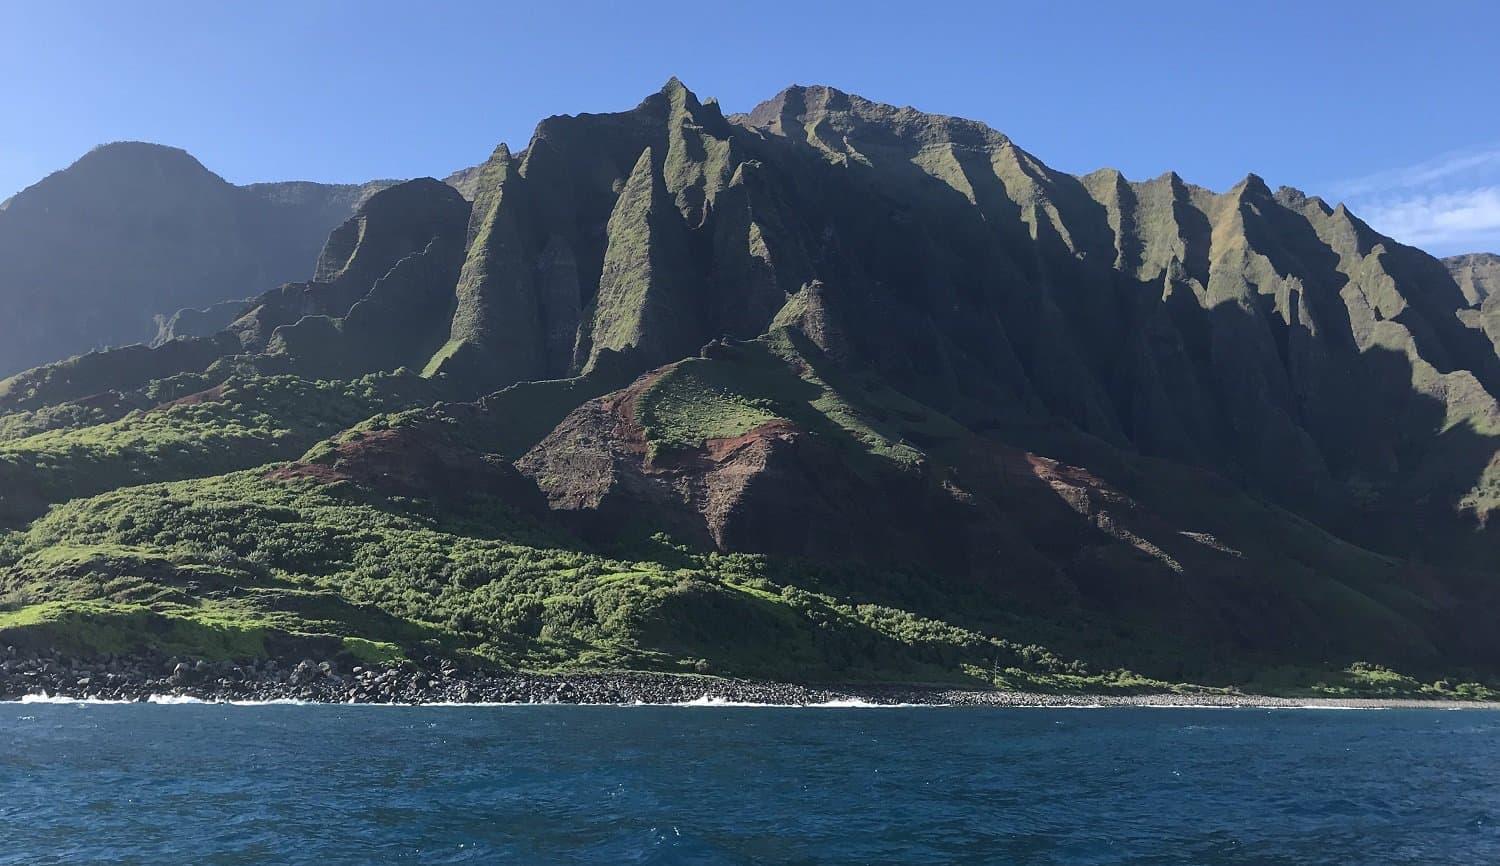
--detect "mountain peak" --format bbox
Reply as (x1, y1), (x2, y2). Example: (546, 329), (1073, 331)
(2, 141), (229, 211)
(1445, 252), (1500, 306)
(70, 141), (222, 182)
(1235, 172), (1272, 196)
(737, 83), (1011, 153)
(83, 139), (200, 162)
(0, 140), (383, 375)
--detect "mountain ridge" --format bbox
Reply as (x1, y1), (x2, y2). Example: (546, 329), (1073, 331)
(3, 80), (1500, 699)
(0, 141), (396, 377)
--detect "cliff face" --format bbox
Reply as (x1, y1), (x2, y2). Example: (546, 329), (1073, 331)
(8, 81), (1499, 564)
(4, 81), (1500, 687)
(0, 177), (468, 413)
(376, 81), (1500, 568)
(1447, 252), (1500, 305)
(0, 142), (389, 377)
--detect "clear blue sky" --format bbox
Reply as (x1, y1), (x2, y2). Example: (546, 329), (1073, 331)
(3, 0), (1498, 254)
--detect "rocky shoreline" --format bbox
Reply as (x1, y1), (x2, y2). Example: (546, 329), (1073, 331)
(4, 648), (1497, 708)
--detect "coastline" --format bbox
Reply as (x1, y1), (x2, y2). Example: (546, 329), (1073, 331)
(4, 651), (1498, 708)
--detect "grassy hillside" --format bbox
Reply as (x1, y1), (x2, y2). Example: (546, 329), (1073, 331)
(1, 466), (1488, 699)
(0, 371), (445, 525)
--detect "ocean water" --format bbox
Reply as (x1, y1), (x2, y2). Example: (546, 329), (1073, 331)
(3, 704), (1498, 864)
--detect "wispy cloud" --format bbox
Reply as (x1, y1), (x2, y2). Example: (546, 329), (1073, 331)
(1333, 143), (1500, 255)
(1357, 186), (1500, 248)
(1333, 145), (1500, 199)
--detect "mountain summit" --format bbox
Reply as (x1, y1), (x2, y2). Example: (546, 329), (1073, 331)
(3, 80), (1500, 697)
(0, 142), (390, 376)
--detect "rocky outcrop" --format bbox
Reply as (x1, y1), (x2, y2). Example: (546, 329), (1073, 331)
(1446, 252), (1500, 306)
(151, 298), (254, 346)
(271, 421), (543, 508)
(582, 149), (704, 373)
(423, 80), (752, 391)
(426, 145), (551, 386)
(231, 178), (470, 353)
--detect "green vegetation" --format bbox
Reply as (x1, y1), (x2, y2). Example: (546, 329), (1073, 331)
(0, 468), (1480, 697)
(306, 372), (625, 467)
(3, 81), (1500, 702)
(1242, 662), (1498, 701)
(637, 361), (782, 454)
(0, 371), (442, 523)
(0, 470), (1125, 687)
(0, 334), (1489, 698)
(0, 599), (279, 659)
(634, 336), (937, 471)
(0, 401), (128, 442)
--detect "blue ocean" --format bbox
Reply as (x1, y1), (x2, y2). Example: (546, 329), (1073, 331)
(3, 703), (1497, 864)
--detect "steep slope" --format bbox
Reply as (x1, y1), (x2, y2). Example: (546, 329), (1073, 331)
(443, 163), (488, 201)
(723, 87), (1500, 568)
(1446, 252), (1500, 305)
(1448, 253), (1500, 382)
(0, 178), (469, 413)
(425, 79), (769, 390)
(3, 81), (1500, 696)
(230, 177), (471, 372)
(406, 81), (1500, 572)
(290, 326), (1494, 680)
(0, 142), (389, 376)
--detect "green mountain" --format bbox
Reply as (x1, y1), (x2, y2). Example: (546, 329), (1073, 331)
(0, 141), (392, 377)
(3, 81), (1500, 697)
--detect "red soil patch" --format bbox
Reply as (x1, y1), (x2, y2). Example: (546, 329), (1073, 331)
(154, 383), (228, 411)
(700, 419), (799, 461)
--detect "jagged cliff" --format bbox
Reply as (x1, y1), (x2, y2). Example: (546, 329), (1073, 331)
(392, 80), (1500, 566)
(3, 80), (1500, 692)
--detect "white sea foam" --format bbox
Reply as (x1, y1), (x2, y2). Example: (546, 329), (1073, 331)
(2, 694), (321, 707)
(16, 692), (130, 705)
(146, 694), (208, 705)
(148, 695), (318, 706)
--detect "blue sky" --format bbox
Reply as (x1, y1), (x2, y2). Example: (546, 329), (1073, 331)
(2, 0), (1497, 255)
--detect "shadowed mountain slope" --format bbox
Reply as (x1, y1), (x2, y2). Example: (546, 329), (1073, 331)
(0, 142), (391, 377)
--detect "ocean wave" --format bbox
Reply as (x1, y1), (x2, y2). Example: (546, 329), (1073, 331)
(146, 695), (319, 706)
(15, 692), (131, 705)
(146, 694), (209, 705)
(2, 694), (321, 707)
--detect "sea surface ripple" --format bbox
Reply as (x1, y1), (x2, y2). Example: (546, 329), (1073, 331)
(3, 705), (1498, 864)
